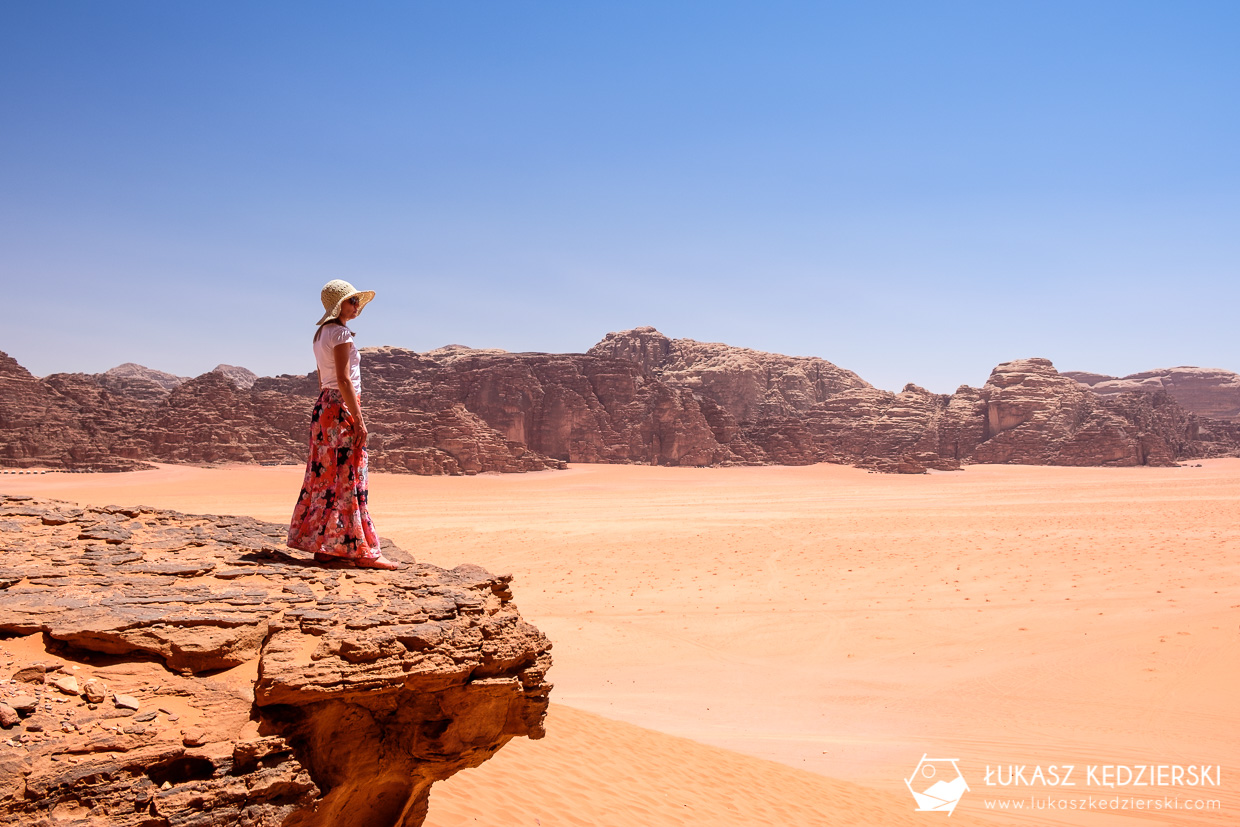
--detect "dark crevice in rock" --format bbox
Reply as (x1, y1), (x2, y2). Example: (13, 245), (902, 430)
(146, 755), (215, 786)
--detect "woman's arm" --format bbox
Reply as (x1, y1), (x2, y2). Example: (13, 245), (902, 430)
(332, 342), (367, 447)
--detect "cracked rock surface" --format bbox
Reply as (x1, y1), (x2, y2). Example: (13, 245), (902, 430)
(0, 495), (552, 827)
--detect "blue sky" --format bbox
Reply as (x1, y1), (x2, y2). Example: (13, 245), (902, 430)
(2, 1), (1237, 392)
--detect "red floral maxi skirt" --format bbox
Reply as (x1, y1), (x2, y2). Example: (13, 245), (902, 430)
(287, 389), (382, 562)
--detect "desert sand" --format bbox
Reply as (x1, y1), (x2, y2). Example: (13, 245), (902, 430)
(5, 459), (1238, 826)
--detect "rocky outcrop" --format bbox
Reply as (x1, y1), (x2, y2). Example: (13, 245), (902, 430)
(589, 326), (871, 421)
(352, 346), (738, 467)
(1, 338), (1227, 476)
(0, 494), (551, 827)
(423, 345), (509, 362)
(970, 359), (1183, 467)
(103, 363), (188, 391)
(1061, 371), (1112, 387)
(210, 364), (259, 390)
(1096, 390), (1199, 465)
(98, 363), (189, 405)
(1065, 366), (1240, 422)
(367, 404), (566, 475)
(0, 354), (150, 472)
(253, 371), (320, 398)
(121, 372), (312, 465)
(1184, 416), (1240, 458)
(727, 385), (968, 473)
(589, 334), (1197, 472)
(587, 330), (1198, 471)
(258, 361), (567, 474)
(0, 352), (563, 475)
(586, 328), (959, 471)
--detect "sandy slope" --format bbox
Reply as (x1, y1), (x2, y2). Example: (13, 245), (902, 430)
(6, 459), (1239, 826)
(422, 703), (920, 827)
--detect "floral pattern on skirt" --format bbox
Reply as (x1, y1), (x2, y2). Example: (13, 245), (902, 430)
(287, 388), (381, 561)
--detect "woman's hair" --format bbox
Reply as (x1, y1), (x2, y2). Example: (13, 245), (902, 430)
(313, 319), (346, 343)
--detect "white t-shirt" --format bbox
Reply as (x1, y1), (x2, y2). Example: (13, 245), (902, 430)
(314, 323), (362, 397)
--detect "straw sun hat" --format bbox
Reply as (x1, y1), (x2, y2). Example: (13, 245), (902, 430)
(316, 279), (376, 325)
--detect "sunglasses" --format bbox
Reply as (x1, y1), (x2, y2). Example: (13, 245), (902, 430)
(345, 296), (361, 306)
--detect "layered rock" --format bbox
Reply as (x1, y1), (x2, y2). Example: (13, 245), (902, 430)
(0, 352), (563, 475)
(589, 326), (871, 421)
(0, 494), (551, 827)
(1096, 391), (1199, 465)
(119, 371), (312, 465)
(591, 333), (1197, 471)
(367, 404), (565, 475)
(1061, 371), (1113, 387)
(1065, 366), (1240, 422)
(0, 354), (149, 472)
(99, 363), (189, 405)
(210, 364), (259, 390)
(726, 358), (1193, 471)
(257, 360), (566, 474)
(351, 346), (737, 467)
(1184, 416), (1240, 459)
(103, 363), (188, 391)
(1, 337), (1228, 476)
(731, 385), (968, 473)
(970, 359), (1181, 467)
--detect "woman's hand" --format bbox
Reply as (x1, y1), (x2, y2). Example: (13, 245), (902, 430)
(355, 420), (368, 448)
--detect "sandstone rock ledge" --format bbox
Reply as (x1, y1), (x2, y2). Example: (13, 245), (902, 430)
(0, 495), (552, 827)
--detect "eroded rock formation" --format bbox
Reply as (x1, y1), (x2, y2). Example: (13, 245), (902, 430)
(589, 326), (871, 421)
(210, 365), (259, 391)
(590, 332), (1201, 471)
(0, 354), (150, 473)
(1065, 366), (1240, 422)
(122, 372), (311, 465)
(970, 359), (1187, 467)
(99, 364), (189, 405)
(0, 494), (551, 827)
(0, 353), (563, 475)
(348, 346), (737, 467)
(2, 333), (1231, 476)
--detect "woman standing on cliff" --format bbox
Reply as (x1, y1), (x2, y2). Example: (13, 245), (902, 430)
(287, 280), (401, 570)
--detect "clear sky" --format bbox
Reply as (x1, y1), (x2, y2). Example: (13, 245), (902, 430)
(2, 1), (1237, 393)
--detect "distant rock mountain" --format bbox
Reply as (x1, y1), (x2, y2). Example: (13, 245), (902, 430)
(0, 353), (151, 472)
(210, 363), (259, 390)
(355, 345), (734, 467)
(96, 362), (258, 398)
(122, 371), (309, 465)
(98, 362), (190, 404)
(1064, 367), (1240, 422)
(1, 332), (1235, 474)
(103, 362), (188, 390)
(970, 358), (1192, 467)
(589, 326), (871, 421)
(589, 331), (1204, 471)
(422, 344), (510, 362)
(1061, 371), (1113, 387)
(0, 351), (562, 474)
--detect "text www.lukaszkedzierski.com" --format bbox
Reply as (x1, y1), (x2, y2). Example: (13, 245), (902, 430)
(984, 796), (1220, 811)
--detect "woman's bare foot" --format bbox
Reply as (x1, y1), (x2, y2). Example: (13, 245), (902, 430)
(354, 554), (401, 570)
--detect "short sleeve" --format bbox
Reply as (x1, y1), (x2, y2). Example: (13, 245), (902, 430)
(321, 324), (352, 349)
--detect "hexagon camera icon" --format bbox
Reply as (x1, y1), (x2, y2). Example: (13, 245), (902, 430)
(904, 754), (969, 815)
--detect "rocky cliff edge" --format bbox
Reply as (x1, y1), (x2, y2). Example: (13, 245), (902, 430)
(0, 495), (552, 827)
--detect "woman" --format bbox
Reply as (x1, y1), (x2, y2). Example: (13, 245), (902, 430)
(287, 279), (401, 570)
